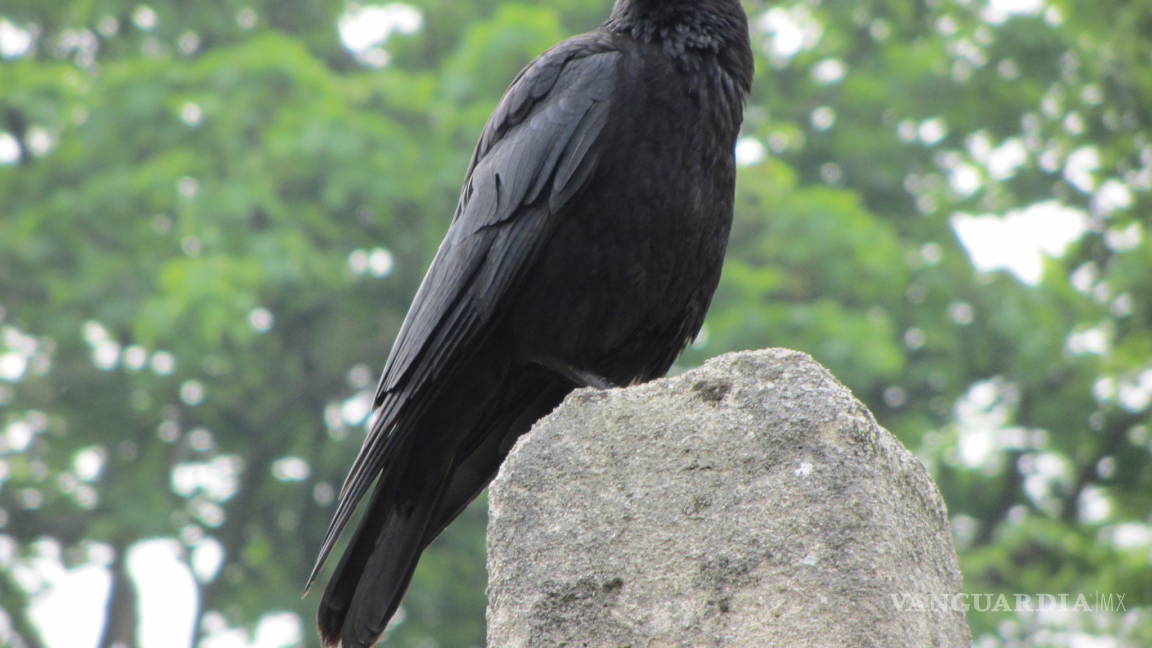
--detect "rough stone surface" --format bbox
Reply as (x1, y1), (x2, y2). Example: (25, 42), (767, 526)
(486, 348), (970, 648)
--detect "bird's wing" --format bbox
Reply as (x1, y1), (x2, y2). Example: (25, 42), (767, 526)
(307, 36), (619, 588)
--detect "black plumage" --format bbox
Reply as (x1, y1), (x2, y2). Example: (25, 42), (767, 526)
(308, 1), (753, 645)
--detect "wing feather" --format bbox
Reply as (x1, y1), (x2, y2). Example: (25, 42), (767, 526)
(307, 36), (619, 589)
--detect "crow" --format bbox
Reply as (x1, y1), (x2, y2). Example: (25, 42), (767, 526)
(308, 1), (753, 645)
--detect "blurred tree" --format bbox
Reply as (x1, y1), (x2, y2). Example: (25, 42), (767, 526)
(0, 1), (1148, 647)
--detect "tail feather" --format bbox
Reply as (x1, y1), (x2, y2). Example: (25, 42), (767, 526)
(306, 392), (425, 594)
(317, 448), (454, 648)
(312, 364), (570, 647)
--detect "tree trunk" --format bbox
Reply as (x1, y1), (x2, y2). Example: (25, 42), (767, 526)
(97, 545), (139, 648)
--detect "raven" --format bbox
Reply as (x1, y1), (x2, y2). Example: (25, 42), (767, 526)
(309, 1), (753, 645)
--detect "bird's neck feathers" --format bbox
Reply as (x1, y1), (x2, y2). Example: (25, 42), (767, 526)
(605, 0), (752, 90)
(606, 0), (745, 49)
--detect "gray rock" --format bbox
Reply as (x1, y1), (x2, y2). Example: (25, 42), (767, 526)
(486, 348), (970, 648)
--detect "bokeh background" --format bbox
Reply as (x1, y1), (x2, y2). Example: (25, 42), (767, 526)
(1, 0), (1150, 646)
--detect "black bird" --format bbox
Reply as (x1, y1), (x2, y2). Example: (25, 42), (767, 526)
(308, 1), (753, 645)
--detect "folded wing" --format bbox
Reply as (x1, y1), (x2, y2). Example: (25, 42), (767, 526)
(307, 35), (620, 591)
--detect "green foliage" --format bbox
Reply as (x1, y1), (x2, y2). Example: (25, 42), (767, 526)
(1, 0), (1149, 646)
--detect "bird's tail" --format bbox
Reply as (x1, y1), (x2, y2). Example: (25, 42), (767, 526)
(317, 446), (455, 648)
